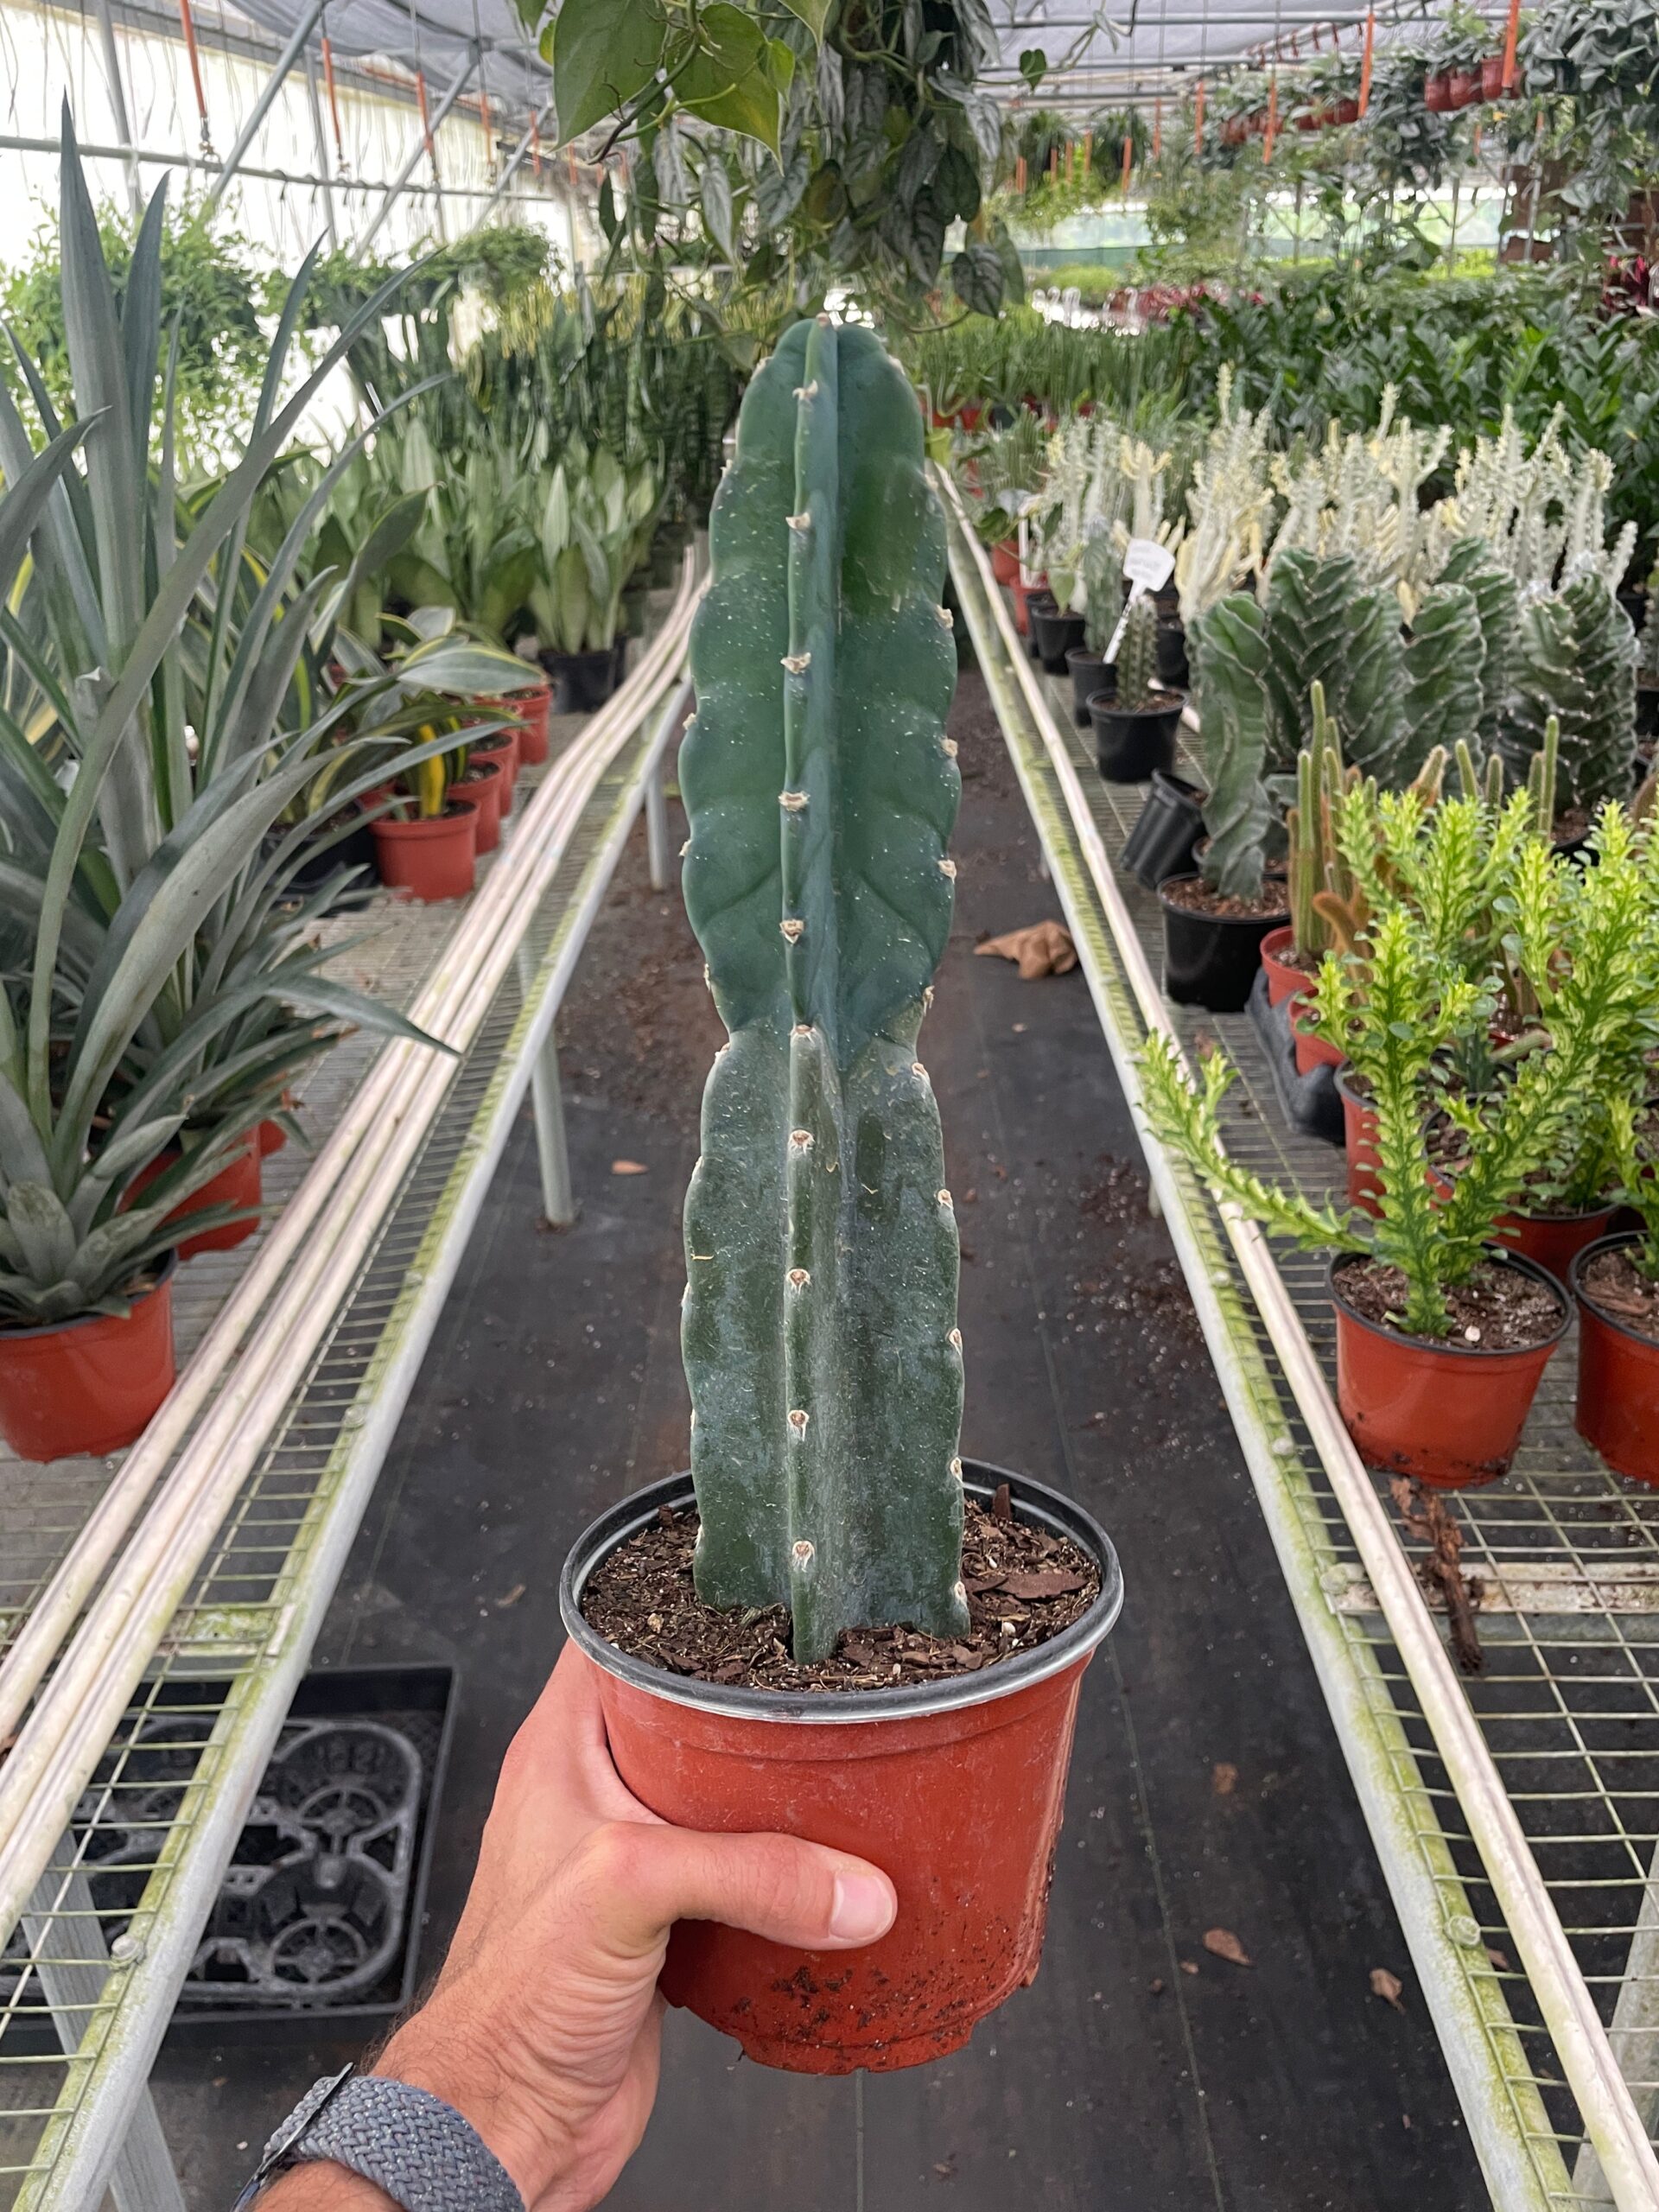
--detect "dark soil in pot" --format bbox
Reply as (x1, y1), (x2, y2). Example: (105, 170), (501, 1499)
(1122, 769), (1205, 888)
(1090, 692), (1184, 783)
(1032, 602), (1086, 675)
(1066, 645), (1113, 727)
(1159, 870), (1291, 1011)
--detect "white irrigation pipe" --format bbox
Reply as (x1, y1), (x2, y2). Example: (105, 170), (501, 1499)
(0, 571), (700, 1940)
(940, 475), (1659, 2209)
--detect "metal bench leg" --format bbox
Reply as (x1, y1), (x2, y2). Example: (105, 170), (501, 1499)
(645, 755), (671, 892)
(23, 1838), (187, 2212)
(518, 942), (575, 1227)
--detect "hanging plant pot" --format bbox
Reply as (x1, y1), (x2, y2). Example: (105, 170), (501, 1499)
(0, 1255), (178, 1461)
(1122, 770), (1205, 890)
(544, 646), (620, 715)
(455, 759), (506, 855)
(1327, 96), (1361, 124)
(128, 1130), (263, 1260)
(1159, 871), (1290, 1012)
(468, 731), (519, 816)
(1446, 68), (1482, 108)
(561, 1465), (1122, 2075)
(991, 540), (1020, 588)
(1480, 54), (1510, 99)
(1330, 1249), (1568, 1490)
(1154, 619), (1189, 690)
(1424, 73), (1454, 111)
(1032, 601), (1086, 676)
(1090, 692), (1184, 784)
(1066, 645), (1113, 728)
(1335, 1066), (1383, 1217)
(1573, 1235), (1659, 1487)
(370, 801), (479, 904)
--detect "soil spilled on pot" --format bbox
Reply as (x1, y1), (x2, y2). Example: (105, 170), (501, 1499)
(582, 1494), (1101, 1693)
(1581, 1245), (1659, 1338)
(1335, 1255), (1562, 1350)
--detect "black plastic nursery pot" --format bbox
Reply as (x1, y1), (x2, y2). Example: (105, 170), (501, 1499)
(1154, 620), (1190, 690)
(1332, 1249), (1569, 1490)
(1159, 872), (1290, 1011)
(1090, 692), (1184, 784)
(543, 646), (620, 715)
(1122, 770), (1205, 889)
(561, 1464), (1122, 2075)
(1031, 601), (1086, 675)
(1066, 645), (1113, 728)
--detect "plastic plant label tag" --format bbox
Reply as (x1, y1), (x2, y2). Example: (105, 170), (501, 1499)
(1122, 537), (1176, 593)
(1103, 601), (1132, 665)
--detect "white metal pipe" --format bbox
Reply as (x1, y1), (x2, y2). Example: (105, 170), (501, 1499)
(940, 473), (1659, 2210)
(90, 0), (143, 212)
(0, 570), (698, 1764)
(205, 0), (328, 206)
(355, 48), (475, 255)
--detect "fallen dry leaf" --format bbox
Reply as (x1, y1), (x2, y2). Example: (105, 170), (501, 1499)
(1179, 1959), (1199, 1975)
(495, 1583), (526, 1609)
(1202, 1928), (1252, 1967)
(1211, 1761), (1238, 1796)
(1485, 1946), (1510, 1971)
(610, 1159), (648, 1176)
(999, 1569), (1092, 1600)
(1370, 1967), (1406, 2013)
(1148, 1976), (1166, 1995)
(975, 920), (1077, 979)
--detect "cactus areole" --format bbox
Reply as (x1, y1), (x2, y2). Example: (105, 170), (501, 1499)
(679, 317), (969, 1665)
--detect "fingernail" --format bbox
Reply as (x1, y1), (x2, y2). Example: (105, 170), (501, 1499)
(830, 1873), (894, 1943)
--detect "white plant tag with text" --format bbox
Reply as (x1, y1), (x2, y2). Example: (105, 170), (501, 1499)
(1122, 536), (1175, 593)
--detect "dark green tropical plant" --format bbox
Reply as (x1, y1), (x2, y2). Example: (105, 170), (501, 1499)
(678, 316), (966, 1662)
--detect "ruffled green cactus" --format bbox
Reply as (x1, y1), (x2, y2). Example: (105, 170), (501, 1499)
(1507, 569), (1637, 814)
(1116, 594), (1158, 710)
(679, 318), (969, 1663)
(1261, 548), (1404, 781)
(1440, 537), (1517, 758)
(1401, 582), (1485, 779)
(1193, 593), (1274, 901)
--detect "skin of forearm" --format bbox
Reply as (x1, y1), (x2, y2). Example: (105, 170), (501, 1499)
(254, 2164), (396, 2211)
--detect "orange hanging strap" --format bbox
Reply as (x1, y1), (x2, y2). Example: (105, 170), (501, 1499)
(1500, 0), (1522, 91)
(1122, 127), (1133, 192)
(478, 82), (494, 166)
(529, 108), (542, 180)
(1083, 128), (1093, 175)
(1194, 78), (1205, 156)
(1357, 9), (1376, 117)
(416, 67), (435, 167)
(1153, 96), (1162, 158)
(176, 0), (212, 150)
(1264, 73), (1278, 160)
(321, 34), (346, 168)
(1015, 152), (1027, 194)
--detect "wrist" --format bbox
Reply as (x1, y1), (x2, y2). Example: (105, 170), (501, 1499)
(373, 2015), (569, 2207)
(256, 2166), (394, 2210)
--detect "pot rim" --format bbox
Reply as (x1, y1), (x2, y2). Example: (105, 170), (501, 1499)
(1065, 644), (1109, 668)
(1327, 1244), (1570, 1359)
(0, 1249), (178, 1344)
(1157, 870), (1290, 931)
(547, 645), (619, 670)
(372, 800), (478, 836)
(1147, 768), (1205, 803)
(560, 1463), (1122, 1725)
(1571, 1231), (1659, 1348)
(1089, 690), (1187, 721)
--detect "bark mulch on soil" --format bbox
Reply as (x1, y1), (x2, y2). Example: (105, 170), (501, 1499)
(582, 1491), (1101, 1694)
(1581, 1245), (1659, 1339)
(1334, 1255), (1562, 1351)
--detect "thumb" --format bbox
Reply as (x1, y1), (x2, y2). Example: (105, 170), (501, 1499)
(563, 1821), (898, 1961)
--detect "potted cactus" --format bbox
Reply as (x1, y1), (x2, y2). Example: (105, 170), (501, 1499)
(559, 320), (1122, 2075)
(1160, 594), (1290, 1009)
(1064, 532), (1118, 728)
(1090, 594), (1185, 782)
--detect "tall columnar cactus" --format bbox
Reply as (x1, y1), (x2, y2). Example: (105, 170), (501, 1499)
(1506, 570), (1637, 813)
(1193, 593), (1274, 902)
(1288, 683), (1358, 961)
(1116, 594), (1159, 710)
(1401, 582), (1485, 778)
(679, 318), (969, 1664)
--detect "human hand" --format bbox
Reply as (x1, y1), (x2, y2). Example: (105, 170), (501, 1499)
(259, 1640), (896, 2212)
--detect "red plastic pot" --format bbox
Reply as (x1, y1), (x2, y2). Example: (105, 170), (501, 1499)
(457, 759), (506, 855)
(0, 1255), (177, 1460)
(469, 729), (520, 814)
(1290, 1000), (1343, 1076)
(128, 1130), (262, 1259)
(1492, 1200), (1620, 1285)
(1009, 573), (1044, 637)
(562, 1465), (1122, 2075)
(1330, 1249), (1567, 1490)
(509, 683), (553, 766)
(1573, 1234), (1659, 1487)
(258, 1117), (287, 1156)
(371, 801), (478, 903)
(1335, 1068), (1382, 1216)
(1480, 53), (1510, 99)
(1259, 925), (1306, 1009)
(1327, 96), (1360, 124)
(1446, 68), (1482, 107)
(990, 540), (1020, 588)
(1425, 73), (1454, 111)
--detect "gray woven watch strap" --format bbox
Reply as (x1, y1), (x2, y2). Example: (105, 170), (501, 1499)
(265, 2073), (524, 2212)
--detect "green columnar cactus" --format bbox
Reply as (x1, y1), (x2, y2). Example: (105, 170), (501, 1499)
(1116, 594), (1159, 710)
(1261, 548), (1405, 781)
(1402, 582), (1485, 778)
(1440, 538), (1517, 758)
(1193, 593), (1274, 902)
(1507, 570), (1637, 813)
(1289, 683), (1354, 960)
(679, 318), (969, 1664)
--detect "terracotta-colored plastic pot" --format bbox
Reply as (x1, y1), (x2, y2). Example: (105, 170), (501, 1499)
(1328, 96), (1361, 124)
(1335, 1067), (1382, 1216)
(991, 540), (1020, 587)
(562, 1465), (1122, 2075)
(1446, 68), (1482, 107)
(1424, 72), (1454, 111)
(0, 1255), (177, 1460)
(1480, 53), (1509, 99)
(371, 801), (478, 903)
(1573, 1234), (1659, 1487)
(469, 729), (520, 813)
(129, 1130), (263, 1259)
(1291, 1001), (1344, 1076)
(1492, 1200), (1620, 1285)
(1009, 573), (1044, 637)
(258, 1116), (288, 1156)
(509, 683), (553, 766)
(457, 759), (506, 854)
(1330, 1248), (1567, 1490)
